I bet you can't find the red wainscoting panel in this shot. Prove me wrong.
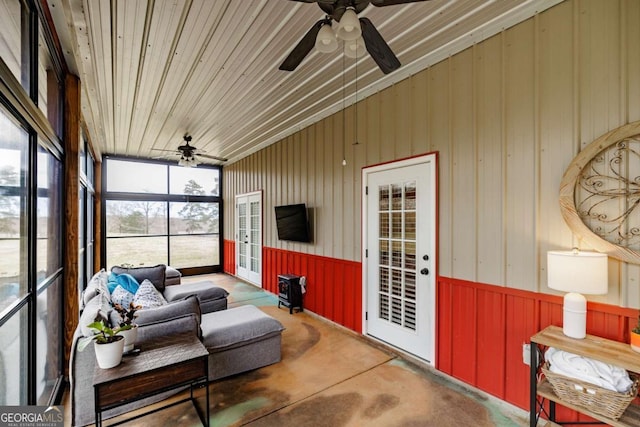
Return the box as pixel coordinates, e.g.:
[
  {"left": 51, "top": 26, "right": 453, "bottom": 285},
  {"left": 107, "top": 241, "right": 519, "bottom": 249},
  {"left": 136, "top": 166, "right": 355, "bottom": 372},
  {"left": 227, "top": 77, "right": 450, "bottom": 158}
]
[
  {"left": 223, "top": 239, "right": 236, "bottom": 275},
  {"left": 437, "top": 276, "right": 639, "bottom": 417},
  {"left": 262, "top": 247, "right": 362, "bottom": 332}
]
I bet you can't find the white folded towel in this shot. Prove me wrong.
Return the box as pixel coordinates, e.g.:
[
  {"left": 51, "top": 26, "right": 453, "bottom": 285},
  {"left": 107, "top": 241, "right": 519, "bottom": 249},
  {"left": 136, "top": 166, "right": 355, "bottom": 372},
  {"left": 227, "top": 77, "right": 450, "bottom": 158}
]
[{"left": 546, "top": 347, "right": 633, "bottom": 393}]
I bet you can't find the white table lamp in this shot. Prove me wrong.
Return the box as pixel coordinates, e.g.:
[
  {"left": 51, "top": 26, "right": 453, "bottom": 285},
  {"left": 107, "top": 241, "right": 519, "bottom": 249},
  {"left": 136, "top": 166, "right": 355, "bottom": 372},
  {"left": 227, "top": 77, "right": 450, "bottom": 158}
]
[{"left": 547, "top": 249, "right": 608, "bottom": 339}]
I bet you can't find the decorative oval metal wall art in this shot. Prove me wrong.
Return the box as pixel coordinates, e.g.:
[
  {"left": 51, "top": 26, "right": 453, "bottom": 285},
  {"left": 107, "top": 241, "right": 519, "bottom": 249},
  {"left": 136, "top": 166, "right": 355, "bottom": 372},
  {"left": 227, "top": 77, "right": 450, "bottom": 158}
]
[{"left": 559, "top": 120, "right": 640, "bottom": 265}]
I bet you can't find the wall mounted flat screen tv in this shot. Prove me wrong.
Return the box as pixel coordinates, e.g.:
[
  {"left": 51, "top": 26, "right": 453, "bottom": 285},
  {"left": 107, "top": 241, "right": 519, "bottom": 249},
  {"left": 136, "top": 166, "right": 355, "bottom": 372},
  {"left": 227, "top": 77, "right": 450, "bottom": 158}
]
[{"left": 275, "top": 204, "right": 311, "bottom": 243}]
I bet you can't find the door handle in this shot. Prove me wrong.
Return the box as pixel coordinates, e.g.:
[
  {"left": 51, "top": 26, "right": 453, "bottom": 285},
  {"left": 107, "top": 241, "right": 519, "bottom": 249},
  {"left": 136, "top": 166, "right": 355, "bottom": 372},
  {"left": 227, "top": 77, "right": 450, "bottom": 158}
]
[{"left": 420, "top": 268, "right": 429, "bottom": 275}]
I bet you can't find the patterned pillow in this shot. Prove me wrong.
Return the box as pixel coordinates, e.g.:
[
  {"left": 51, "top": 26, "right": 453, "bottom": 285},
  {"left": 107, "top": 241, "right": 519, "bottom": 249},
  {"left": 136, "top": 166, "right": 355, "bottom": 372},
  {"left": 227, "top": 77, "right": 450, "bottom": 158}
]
[
  {"left": 133, "top": 279, "right": 167, "bottom": 309},
  {"left": 111, "top": 285, "right": 135, "bottom": 308}
]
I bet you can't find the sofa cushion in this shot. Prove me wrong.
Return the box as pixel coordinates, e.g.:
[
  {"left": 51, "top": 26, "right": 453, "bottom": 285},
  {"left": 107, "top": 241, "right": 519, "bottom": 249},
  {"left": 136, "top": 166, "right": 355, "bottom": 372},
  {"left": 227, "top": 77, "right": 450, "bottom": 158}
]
[
  {"left": 111, "top": 264, "right": 167, "bottom": 292},
  {"left": 79, "top": 293, "right": 111, "bottom": 337},
  {"left": 163, "top": 280, "right": 228, "bottom": 303},
  {"left": 81, "top": 269, "right": 110, "bottom": 309},
  {"left": 201, "top": 305, "right": 284, "bottom": 352},
  {"left": 134, "top": 279, "right": 167, "bottom": 309},
  {"left": 135, "top": 294, "right": 201, "bottom": 327}
]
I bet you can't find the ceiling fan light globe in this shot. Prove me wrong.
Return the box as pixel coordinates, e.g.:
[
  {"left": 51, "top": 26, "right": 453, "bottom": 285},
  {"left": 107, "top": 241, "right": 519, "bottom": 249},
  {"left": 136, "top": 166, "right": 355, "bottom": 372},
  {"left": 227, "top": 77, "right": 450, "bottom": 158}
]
[
  {"left": 344, "top": 37, "right": 365, "bottom": 58},
  {"left": 315, "top": 23, "right": 338, "bottom": 53},
  {"left": 336, "top": 8, "right": 361, "bottom": 41}
]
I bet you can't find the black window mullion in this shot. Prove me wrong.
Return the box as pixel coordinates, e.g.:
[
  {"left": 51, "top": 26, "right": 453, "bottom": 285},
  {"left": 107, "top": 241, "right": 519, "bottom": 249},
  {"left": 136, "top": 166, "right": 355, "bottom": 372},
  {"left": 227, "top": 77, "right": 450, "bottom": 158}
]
[{"left": 27, "top": 127, "right": 37, "bottom": 405}]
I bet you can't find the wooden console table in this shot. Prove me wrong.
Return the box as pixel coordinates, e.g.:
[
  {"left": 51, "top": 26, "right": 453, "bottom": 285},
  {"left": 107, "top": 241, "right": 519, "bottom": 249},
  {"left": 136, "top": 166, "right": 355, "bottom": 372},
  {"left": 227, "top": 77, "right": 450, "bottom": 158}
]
[
  {"left": 93, "top": 332, "right": 209, "bottom": 426},
  {"left": 530, "top": 325, "right": 640, "bottom": 426}
]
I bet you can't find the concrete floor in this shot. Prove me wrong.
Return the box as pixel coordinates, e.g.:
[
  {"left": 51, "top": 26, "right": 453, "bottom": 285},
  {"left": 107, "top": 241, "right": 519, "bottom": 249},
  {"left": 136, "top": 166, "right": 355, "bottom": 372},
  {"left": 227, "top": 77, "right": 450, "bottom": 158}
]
[{"left": 69, "top": 273, "right": 531, "bottom": 426}]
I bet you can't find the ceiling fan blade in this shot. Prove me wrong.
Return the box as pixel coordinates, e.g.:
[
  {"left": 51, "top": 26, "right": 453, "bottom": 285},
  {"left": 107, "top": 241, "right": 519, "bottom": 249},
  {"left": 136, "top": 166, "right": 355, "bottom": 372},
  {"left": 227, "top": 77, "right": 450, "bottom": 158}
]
[
  {"left": 151, "top": 148, "right": 178, "bottom": 152},
  {"left": 359, "top": 17, "right": 400, "bottom": 74},
  {"left": 279, "top": 20, "right": 325, "bottom": 71},
  {"left": 196, "top": 153, "right": 228, "bottom": 162},
  {"left": 371, "top": 0, "right": 430, "bottom": 6}
]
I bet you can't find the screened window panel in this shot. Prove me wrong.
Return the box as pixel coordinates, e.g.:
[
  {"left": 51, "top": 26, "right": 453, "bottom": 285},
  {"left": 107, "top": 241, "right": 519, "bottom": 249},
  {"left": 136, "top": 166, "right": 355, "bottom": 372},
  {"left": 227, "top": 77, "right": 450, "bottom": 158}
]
[
  {"left": 35, "top": 277, "right": 62, "bottom": 405},
  {"left": 0, "top": 306, "right": 28, "bottom": 405},
  {"left": 169, "top": 166, "right": 220, "bottom": 196},
  {"left": 106, "top": 200, "right": 167, "bottom": 237},
  {"left": 169, "top": 202, "right": 218, "bottom": 235},
  {"left": 36, "top": 144, "right": 62, "bottom": 284},
  {"left": 106, "top": 236, "right": 168, "bottom": 269},
  {"left": 106, "top": 160, "right": 168, "bottom": 193},
  {"left": 0, "top": 107, "right": 29, "bottom": 308},
  {"left": 169, "top": 235, "right": 219, "bottom": 268}
]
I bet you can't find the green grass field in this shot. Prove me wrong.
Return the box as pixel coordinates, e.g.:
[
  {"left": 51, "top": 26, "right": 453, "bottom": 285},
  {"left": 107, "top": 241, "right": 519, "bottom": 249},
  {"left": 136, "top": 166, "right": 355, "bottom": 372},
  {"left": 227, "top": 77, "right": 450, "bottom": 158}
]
[
  {"left": 106, "top": 234, "right": 220, "bottom": 269},
  {"left": 0, "top": 234, "right": 220, "bottom": 282}
]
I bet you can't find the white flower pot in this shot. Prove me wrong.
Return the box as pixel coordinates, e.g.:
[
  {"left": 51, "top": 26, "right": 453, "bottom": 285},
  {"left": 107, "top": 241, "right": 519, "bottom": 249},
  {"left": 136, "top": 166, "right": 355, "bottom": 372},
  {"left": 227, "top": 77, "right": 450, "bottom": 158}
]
[
  {"left": 118, "top": 325, "right": 138, "bottom": 353},
  {"left": 94, "top": 337, "right": 125, "bottom": 369}
]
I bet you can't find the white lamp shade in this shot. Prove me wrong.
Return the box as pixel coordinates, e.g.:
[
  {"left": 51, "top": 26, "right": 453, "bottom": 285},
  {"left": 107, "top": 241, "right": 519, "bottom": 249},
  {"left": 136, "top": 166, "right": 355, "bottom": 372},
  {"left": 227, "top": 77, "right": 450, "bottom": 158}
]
[
  {"left": 315, "top": 23, "right": 337, "bottom": 53},
  {"left": 344, "top": 37, "right": 365, "bottom": 58},
  {"left": 547, "top": 250, "right": 608, "bottom": 295},
  {"left": 336, "top": 8, "right": 361, "bottom": 41}
]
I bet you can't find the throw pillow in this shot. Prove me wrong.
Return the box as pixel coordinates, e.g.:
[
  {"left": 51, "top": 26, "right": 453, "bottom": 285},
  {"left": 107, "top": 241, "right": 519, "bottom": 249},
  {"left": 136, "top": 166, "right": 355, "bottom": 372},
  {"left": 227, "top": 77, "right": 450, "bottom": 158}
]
[
  {"left": 133, "top": 279, "right": 167, "bottom": 309},
  {"left": 111, "top": 285, "right": 135, "bottom": 309},
  {"left": 79, "top": 293, "right": 111, "bottom": 337},
  {"left": 111, "top": 264, "right": 167, "bottom": 292},
  {"left": 107, "top": 273, "right": 140, "bottom": 295}
]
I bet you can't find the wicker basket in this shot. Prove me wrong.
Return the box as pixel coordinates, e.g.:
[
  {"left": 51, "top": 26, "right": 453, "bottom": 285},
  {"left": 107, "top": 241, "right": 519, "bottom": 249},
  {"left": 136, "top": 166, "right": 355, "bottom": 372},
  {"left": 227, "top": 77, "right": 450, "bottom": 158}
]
[{"left": 542, "top": 362, "right": 639, "bottom": 420}]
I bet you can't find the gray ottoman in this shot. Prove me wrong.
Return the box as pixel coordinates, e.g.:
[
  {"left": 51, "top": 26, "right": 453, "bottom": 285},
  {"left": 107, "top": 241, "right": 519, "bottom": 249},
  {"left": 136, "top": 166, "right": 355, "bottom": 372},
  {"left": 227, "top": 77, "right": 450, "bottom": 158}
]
[
  {"left": 162, "top": 280, "right": 228, "bottom": 313},
  {"left": 201, "top": 305, "right": 284, "bottom": 381}
]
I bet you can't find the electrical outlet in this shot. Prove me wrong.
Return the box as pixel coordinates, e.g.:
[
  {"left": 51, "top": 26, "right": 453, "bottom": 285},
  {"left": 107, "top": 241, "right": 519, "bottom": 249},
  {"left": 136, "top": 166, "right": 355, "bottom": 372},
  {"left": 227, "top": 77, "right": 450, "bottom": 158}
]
[{"left": 522, "top": 343, "right": 530, "bottom": 365}]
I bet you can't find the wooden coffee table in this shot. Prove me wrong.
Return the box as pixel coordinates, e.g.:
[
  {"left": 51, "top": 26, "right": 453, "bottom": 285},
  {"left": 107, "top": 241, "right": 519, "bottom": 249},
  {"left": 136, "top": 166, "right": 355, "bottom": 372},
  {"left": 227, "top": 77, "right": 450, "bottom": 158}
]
[{"left": 93, "top": 332, "right": 209, "bottom": 426}]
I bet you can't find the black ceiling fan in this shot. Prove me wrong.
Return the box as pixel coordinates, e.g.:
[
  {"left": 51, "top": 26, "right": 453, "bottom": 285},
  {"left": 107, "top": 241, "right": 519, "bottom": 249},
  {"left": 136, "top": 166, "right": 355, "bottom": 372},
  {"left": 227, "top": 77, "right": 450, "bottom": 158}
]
[
  {"left": 280, "top": 0, "right": 430, "bottom": 74},
  {"left": 152, "top": 135, "right": 228, "bottom": 165}
]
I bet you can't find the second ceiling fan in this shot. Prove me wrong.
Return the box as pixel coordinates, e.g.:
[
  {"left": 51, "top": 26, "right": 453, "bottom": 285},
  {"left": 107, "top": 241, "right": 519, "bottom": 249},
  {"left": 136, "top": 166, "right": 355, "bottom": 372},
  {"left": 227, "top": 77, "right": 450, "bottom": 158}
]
[{"left": 280, "top": 0, "right": 430, "bottom": 74}]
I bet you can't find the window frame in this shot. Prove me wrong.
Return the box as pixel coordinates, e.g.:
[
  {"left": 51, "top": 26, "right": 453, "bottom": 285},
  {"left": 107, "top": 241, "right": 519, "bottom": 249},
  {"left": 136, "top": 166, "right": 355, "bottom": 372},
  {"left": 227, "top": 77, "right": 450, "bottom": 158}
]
[
  {"left": 0, "top": 0, "right": 66, "bottom": 407},
  {"left": 102, "top": 156, "right": 223, "bottom": 276}
]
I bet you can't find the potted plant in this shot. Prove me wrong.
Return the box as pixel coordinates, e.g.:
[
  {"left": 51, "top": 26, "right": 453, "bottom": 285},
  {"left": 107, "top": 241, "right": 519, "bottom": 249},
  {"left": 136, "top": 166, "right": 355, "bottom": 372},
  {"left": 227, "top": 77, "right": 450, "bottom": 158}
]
[
  {"left": 78, "top": 321, "right": 126, "bottom": 369},
  {"left": 631, "top": 313, "right": 640, "bottom": 353},
  {"left": 114, "top": 302, "right": 141, "bottom": 353}
]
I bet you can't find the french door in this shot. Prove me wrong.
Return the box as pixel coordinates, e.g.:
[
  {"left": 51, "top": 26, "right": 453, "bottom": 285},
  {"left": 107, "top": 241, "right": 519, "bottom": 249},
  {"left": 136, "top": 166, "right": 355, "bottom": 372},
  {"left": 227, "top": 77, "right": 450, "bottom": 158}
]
[
  {"left": 235, "top": 191, "right": 262, "bottom": 286},
  {"left": 362, "top": 154, "right": 437, "bottom": 363}
]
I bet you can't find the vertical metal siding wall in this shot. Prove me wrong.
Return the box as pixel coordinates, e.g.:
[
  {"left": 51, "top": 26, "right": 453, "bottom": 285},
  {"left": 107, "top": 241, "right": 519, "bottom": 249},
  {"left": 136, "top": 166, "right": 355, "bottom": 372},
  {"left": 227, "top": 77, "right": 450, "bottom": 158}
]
[{"left": 225, "top": 0, "right": 640, "bottom": 306}]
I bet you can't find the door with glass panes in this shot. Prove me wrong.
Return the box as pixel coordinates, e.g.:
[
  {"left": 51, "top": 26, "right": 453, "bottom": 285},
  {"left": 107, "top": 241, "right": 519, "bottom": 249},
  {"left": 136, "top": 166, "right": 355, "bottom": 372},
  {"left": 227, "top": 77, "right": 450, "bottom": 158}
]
[
  {"left": 236, "top": 192, "right": 262, "bottom": 286},
  {"left": 363, "top": 154, "right": 436, "bottom": 363}
]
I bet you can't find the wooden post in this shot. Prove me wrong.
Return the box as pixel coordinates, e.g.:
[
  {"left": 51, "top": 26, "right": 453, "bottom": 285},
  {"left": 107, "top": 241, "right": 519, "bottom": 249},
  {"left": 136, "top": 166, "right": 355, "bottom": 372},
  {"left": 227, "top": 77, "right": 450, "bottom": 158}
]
[{"left": 63, "top": 73, "right": 80, "bottom": 376}]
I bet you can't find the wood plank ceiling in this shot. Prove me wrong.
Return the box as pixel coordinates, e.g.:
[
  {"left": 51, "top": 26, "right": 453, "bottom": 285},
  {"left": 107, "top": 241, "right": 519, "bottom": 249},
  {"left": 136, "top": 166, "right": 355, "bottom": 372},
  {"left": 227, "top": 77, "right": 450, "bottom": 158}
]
[{"left": 48, "top": 0, "right": 562, "bottom": 165}]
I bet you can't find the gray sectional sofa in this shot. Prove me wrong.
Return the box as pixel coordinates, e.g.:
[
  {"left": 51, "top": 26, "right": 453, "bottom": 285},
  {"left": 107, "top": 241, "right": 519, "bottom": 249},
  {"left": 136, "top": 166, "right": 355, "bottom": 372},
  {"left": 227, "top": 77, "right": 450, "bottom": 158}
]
[{"left": 70, "top": 266, "right": 284, "bottom": 426}]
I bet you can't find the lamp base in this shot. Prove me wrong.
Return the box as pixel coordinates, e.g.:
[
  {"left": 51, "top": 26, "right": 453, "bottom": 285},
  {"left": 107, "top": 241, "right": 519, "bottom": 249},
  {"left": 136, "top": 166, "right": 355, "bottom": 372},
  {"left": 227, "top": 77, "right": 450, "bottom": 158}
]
[{"left": 562, "top": 292, "right": 587, "bottom": 339}]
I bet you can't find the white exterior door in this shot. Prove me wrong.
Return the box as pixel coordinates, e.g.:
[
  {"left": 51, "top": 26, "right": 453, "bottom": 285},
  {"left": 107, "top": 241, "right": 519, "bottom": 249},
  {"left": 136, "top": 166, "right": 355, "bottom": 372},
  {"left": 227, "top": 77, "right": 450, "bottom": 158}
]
[
  {"left": 236, "top": 191, "right": 262, "bottom": 286},
  {"left": 363, "top": 154, "right": 436, "bottom": 363}
]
